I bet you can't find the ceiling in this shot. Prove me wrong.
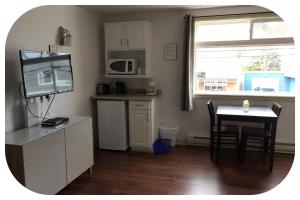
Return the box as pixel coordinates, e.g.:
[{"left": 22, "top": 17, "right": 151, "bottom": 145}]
[{"left": 79, "top": 5, "right": 225, "bottom": 16}]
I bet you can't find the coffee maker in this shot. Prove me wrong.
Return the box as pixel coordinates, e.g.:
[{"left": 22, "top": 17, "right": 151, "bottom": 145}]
[
  {"left": 115, "top": 81, "right": 126, "bottom": 94},
  {"left": 145, "top": 80, "right": 156, "bottom": 95},
  {"left": 96, "top": 83, "right": 110, "bottom": 95}
]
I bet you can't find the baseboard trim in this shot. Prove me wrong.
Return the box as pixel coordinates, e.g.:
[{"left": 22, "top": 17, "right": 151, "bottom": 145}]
[
  {"left": 177, "top": 136, "right": 295, "bottom": 154},
  {"left": 274, "top": 142, "right": 295, "bottom": 154}
]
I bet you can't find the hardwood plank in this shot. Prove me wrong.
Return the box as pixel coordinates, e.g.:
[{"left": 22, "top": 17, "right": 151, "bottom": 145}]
[
  {"left": 58, "top": 145, "right": 294, "bottom": 195},
  {"left": 5, "top": 144, "right": 25, "bottom": 185}
]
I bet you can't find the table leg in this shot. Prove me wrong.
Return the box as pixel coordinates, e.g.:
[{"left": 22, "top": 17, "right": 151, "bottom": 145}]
[{"left": 269, "top": 120, "right": 277, "bottom": 172}]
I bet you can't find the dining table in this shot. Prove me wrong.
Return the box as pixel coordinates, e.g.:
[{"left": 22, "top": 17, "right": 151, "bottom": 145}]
[{"left": 216, "top": 105, "right": 278, "bottom": 171}]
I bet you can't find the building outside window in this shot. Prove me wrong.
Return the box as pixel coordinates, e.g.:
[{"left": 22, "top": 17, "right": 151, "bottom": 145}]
[
  {"left": 193, "top": 13, "right": 295, "bottom": 96},
  {"left": 37, "top": 70, "right": 53, "bottom": 85}
]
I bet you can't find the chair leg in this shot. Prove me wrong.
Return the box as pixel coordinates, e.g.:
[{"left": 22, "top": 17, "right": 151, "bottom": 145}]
[
  {"left": 236, "top": 132, "right": 240, "bottom": 160},
  {"left": 216, "top": 133, "right": 221, "bottom": 164},
  {"left": 210, "top": 133, "right": 214, "bottom": 161},
  {"left": 264, "top": 136, "right": 269, "bottom": 153},
  {"left": 236, "top": 133, "right": 240, "bottom": 148},
  {"left": 239, "top": 133, "right": 247, "bottom": 162}
]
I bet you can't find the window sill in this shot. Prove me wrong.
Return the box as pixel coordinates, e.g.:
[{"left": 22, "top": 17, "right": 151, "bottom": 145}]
[{"left": 193, "top": 92, "right": 295, "bottom": 102}]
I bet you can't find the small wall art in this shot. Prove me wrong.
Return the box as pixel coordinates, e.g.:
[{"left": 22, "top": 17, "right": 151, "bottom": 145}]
[{"left": 164, "top": 43, "right": 177, "bottom": 60}]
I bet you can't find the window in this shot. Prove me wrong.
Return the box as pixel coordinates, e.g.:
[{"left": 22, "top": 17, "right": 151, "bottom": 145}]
[
  {"left": 37, "top": 70, "right": 53, "bottom": 85},
  {"left": 252, "top": 20, "right": 292, "bottom": 39},
  {"left": 193, "top": 14, "right": 295, "bottom": 96},
  {"left": 54, "top": 70, "right": 72, "bottom": 87}
]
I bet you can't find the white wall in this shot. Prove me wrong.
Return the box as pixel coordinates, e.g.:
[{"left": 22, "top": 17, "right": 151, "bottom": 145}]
[
  {"left": 103, "top": 6, "right": 295, "bottom": 148},
  {"left": 5, "top": 5, "right": 104, "bottom": 139},
  {"left": 5, "top": 5, "right": 295, "bottom": 150}
]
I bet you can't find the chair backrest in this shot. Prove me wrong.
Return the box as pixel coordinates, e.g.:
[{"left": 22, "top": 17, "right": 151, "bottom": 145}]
[
  {"left": 264, "top": 102, "right": 282, "bottom": 132},
  {"left": 272, "top": 102, "right": 282, "bottom": 117},
  {"left": 207, "top": 99, "right": 215, "bottom": 131}
]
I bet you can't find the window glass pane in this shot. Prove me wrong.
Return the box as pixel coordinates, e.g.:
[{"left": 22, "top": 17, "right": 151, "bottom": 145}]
[
  {"left": 195, "top": 20, "right": 250, "bottom": 42},
  {"left": 252, "top": 21, "right": 292, "bottom": 39},
  {"left": 194, "top": 46, "right": 295, "bottom": 95}
]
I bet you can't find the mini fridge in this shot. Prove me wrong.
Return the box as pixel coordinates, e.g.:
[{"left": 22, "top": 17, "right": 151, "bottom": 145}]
[{"left": 97, "top": 100, "right": 128, "bottom": 150}]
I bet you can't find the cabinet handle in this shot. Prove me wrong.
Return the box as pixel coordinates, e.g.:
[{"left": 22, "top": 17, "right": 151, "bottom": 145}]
[
  {"left": 127, "top": 38, "right": 129, "bottom": 47},
  {"left": 120, "top": 39, "right": 123, "bottom": 47},
  {"left": 135, "top": 104, "right": 144, "bottom": 106}
]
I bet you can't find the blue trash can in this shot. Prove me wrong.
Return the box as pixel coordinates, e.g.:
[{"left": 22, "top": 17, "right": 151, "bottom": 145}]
[{"left": 153, "top": 138, "right": 171, "bottom": 155}]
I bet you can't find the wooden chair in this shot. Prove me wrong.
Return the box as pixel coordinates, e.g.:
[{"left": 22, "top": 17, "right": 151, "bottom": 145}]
[
  {"left": 207, "top": 100, "right": 240, "bottom": 162},
  {"left": 239, "top": 102, "right": 282, "bottom": 162}
]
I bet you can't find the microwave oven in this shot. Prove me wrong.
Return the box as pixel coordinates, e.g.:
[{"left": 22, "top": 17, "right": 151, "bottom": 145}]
[{"left": 107, "top": 59, "right": 137, "bottom": 75}]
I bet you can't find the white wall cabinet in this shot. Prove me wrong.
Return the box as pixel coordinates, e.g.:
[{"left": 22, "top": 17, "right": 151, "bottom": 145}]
[
  {"left": 129, "top": 101, "right": 156, "bottom": 152},
  {"left": 127, "top": 21, "right": 147, "bottom": 49},
  {"left": 105, "top": 23, "right": 126, "bottom": 49},
  {"left": 104, "top": 21, "right": 151, "bottom": 78},
  {"left": 105, "top": 21, "right": 148, "bottom": 49},
  {"left": 5, "top": 116, "right": 94, "bottom": 194}
]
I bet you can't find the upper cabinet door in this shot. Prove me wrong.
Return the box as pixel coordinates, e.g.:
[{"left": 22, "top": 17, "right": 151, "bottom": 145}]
[
  {"left": 105, "top": 23, "right": 125, "bottom": 49},
  {"left": 126, "top": 21, "right": 147, "bottom": 49}
]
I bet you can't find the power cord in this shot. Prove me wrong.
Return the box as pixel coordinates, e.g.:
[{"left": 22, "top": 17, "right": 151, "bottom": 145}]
[
  {"left": 41, "top": 93, "right": 55, "bottom": 122},
  {"left": 18, "top": 82, "right": 54, "bottom": 121}
]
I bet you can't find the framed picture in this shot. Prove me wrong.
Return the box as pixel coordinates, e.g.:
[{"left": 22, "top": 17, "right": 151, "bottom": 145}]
[{"left": 164, "top": 43, "right": 177, "bottom": 60}]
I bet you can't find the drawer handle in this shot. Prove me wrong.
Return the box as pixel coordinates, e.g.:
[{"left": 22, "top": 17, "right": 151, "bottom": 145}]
[{"left": 135, "top": 104, "right": 144, "bottom": 106}]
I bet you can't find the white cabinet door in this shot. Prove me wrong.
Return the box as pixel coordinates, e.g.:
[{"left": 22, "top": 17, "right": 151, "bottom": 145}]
[
  {"left": 64, "top": 119, "right": 94, "bottom": 183},
  {"left": 105, "top": 21, "right": 147, "bottom": 49},
  {"left": 127, "top": 21, "right": 146, "bottom": 49},
  {"left": 97, "top": 100, "right": 128, "bottom": 150},
  {"left": 23, "top": 130, "right": 67, "bottom": 195},
  {"left": 105, "top": 23, "right": 125, "bottom": 49},
  {"left": 129, "top": 110, "right": 150, "bottom": 148}
]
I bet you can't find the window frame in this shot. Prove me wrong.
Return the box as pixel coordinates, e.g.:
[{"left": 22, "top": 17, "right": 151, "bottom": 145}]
[
  {"left": 250, "top": 18, "right": 292, "bottom": 40},
  {"left": 193, "top": 13, "right": 295, "bottom": 98}
]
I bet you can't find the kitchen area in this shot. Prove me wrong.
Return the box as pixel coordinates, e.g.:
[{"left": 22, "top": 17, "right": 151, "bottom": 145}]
[
  {"left": 91, "top": 20, "right": 162, "bottom": 153},
  {"left": 91, "top": 83, "right": 161, "bottom": 153}
]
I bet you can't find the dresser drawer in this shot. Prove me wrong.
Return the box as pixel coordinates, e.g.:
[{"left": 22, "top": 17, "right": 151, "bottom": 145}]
[{"left": 129, "top": 101, "right": 151, "bottom": 110}]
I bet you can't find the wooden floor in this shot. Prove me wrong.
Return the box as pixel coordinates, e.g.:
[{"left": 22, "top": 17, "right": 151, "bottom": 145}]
[{"left": 58, "top": 145, "right": 294, "bottom": 195}]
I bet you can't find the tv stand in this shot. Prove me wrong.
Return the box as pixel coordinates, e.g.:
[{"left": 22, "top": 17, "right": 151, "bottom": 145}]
[
  {"left": 5, "top": 116, "right": 94, "bottom": 194},
  {"left": 41, "top": 117, "right": 69, "bottom": 127}
]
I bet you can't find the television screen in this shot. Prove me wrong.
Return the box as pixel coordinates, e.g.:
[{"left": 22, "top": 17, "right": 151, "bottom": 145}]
[{"left": 19, "top": 50, "right": 74, "bottom": 98}]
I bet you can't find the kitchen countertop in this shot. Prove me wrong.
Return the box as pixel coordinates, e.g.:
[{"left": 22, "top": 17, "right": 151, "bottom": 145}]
[{"left": 91, "top": 89, "right": 161, "bottom": 101}]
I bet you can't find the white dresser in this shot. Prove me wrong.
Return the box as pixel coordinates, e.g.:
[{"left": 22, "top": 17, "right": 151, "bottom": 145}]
[{"left": 5, "top": 116, "right": 94, "bottom": 194}]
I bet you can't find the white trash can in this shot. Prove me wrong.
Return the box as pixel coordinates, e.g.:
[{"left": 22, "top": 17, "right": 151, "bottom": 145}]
[{"left": 159, "top": 125, "right": 179, "bottom": 147}]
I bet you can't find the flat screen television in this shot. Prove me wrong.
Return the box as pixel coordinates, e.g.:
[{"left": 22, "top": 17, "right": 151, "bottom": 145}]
[{"left": 19, "top": 50, "right": 74, "bottom": 98}]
